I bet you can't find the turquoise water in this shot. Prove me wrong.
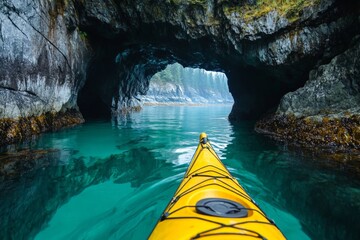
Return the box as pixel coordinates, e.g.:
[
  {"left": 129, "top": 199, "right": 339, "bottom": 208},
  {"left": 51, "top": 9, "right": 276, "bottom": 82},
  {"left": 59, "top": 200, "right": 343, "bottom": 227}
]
[{"left": 0, "top": 105, "right": 359, "bottom": 239}]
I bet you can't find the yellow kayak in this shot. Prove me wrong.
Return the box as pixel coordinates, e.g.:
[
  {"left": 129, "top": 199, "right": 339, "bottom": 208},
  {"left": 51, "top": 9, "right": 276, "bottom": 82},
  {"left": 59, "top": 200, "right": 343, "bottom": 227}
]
[{"left": 149, "top": 133, "right": 286, "bottom": 240}]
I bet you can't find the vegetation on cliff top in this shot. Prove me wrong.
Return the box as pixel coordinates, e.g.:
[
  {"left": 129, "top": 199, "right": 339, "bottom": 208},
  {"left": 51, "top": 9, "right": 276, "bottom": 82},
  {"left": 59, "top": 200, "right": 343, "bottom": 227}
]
[{"left": 224, "top": 0, "right": 320, "bottom": 22}]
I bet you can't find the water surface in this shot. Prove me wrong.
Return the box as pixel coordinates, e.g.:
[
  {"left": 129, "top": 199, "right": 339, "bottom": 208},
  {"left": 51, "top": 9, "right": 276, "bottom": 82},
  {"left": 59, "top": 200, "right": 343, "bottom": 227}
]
[{"left": 0, "top": 105, "right": 359, "bottom": 239}]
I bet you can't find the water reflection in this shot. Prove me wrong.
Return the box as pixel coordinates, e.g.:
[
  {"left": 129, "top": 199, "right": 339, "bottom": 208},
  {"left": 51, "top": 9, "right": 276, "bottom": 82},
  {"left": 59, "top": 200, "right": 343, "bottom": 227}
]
[
  {"left": 4, "top": 106, "right": 354, "bottom": 239},
  {"left": 225, "top": 121, "right": 360, "bottom": 240},
  {"left": 0, "top": 105, "right": 235, "bottom": 240},
  {"left": 0, "top": 146, "right": 170, "bottom": 240}
]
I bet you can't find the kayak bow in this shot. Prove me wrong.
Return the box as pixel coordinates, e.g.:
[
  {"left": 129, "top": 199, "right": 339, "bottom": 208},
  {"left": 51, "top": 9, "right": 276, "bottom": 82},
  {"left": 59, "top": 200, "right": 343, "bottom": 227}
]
[{"left": 149, "top": 133, "right": 286, "bottom": 240}]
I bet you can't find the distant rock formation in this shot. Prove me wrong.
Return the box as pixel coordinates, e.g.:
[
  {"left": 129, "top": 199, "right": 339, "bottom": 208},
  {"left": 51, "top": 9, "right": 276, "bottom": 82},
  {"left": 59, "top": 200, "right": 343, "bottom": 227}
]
[{"left": 139, "top": 64, "right": 233, "bottom": 104}]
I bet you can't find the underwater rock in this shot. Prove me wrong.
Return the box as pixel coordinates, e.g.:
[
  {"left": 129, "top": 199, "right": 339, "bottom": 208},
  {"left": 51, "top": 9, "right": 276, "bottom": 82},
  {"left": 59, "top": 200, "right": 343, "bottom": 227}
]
[{"left": 0, "top": 148, "right": 60, "bottom": 180}]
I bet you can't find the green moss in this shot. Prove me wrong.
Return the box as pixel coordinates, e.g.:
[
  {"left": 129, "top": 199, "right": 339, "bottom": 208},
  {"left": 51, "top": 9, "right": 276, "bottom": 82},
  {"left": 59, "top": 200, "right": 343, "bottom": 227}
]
[
  {"left": 189, "top": 0, "right": 207, "bottom": 5},
  {"left": 223, "top": 0, "right": 320, "bottom": 23},
  {"left": 77, "top": 28, "right": 88, "bottom": 41}
]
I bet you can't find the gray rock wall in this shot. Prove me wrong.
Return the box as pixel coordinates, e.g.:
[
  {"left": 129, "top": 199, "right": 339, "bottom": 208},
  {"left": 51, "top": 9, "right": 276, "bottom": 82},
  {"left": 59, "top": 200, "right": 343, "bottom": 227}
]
[
  {"left": 0, "top": 0, "right": 359, "bottom": 147},
  {"left": 255, "top": 38, "right": 360, "bottom": 150},
  {"left": 0, "top": 0, "right": 89, "bottom": 119},
  {"left": 277, "top": 38, "right": 360, "bottom": 118}
]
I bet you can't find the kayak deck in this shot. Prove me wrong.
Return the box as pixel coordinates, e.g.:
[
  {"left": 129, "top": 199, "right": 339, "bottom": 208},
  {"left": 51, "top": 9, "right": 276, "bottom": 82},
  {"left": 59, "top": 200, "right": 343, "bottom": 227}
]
[{"left": 149, "top": 133, "right": 285, "bottom": 239}]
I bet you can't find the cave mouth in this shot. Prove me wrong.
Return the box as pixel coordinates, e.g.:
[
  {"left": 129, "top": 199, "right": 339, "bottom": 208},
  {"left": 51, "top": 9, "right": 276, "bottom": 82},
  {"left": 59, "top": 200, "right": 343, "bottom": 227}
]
[
  {"left": 77, "top": 58, "right": 234, "bottom": 121},
  {"left": 78, "top": 84, "right": 112, "bottom": 120},
  {"left": 139, "top": 63, "right": 234, "bottom": 106},
  {"left": 77, "top": 53, "right": 117, "bottom": 121},
  {"left": 76, "top": 35, "right": 302, "bottom": 122}
]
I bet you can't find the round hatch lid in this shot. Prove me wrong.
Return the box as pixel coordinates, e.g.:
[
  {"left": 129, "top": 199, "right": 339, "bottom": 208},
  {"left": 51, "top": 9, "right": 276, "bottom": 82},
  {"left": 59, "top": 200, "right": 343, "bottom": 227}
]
[{"left": 196, "top": 198, "right": 248, "bottom": 218}]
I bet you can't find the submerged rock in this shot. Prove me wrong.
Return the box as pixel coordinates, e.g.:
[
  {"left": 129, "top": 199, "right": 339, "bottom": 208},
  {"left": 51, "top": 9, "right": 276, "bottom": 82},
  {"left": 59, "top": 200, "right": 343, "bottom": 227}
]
[
  {"left": 0, "top": 148, "right": 60, "bottom": 180},
  {"left": 0, "top": 145, "right": 169, "bottom": 239}
]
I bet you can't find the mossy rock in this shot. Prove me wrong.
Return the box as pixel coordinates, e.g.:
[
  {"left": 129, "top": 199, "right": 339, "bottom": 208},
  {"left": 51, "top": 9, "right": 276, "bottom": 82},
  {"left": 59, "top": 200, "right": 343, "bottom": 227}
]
[
  {"left": 0, "top": 110, "right": 84, "bottom": 147},
  {"left": 223, "top": 0, "right": 320, "bottom": 22},
  {"left": 256, "top": 114, "right": 360, "bottom": 151}
]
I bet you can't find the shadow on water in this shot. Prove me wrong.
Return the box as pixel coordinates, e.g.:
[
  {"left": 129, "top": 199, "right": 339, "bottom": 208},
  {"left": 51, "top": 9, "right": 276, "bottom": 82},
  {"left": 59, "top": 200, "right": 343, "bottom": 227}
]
[
  {"left": 225, "top": 121, "right": 360, "bottom": 240},
  {"left": 0, "top": 145, "right": 174, "bottom": 240}
]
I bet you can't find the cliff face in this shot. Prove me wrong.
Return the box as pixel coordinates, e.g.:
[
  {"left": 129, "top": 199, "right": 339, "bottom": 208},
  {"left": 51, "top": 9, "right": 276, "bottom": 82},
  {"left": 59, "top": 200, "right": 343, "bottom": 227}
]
[
  {"left": 256, "top": 38, "right": 360, "bottom": 150},
  {"left": 0, "top": 0, "right": 359, "bottom": 147},
  {"left": 74, "top": 0, "right": 359, "bottom": 117},
  {"left": 0, "top": 0, "right": 90, "bottom": 145},
  {"left": 0, "top": 0, "right": 90, "bottom": 116},
  {"left": 277, "top": 38, "right": 360, "bottom": 118}
]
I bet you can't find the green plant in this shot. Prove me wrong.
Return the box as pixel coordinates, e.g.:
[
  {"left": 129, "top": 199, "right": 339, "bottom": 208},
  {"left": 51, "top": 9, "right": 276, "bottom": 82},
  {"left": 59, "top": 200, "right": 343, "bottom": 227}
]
[{"left": 224, "top": 0, "right": 320, "bottom": 23}]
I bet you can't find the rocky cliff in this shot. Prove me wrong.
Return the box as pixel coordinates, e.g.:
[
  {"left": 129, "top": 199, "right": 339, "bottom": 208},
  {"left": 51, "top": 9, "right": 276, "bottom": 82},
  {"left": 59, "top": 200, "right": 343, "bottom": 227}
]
[
  {"left": 0, "top": 0, "right": 359, "bottom": 148},
  {"left": 0, "top": 0, "right": 90, "bottom": 145},
  {"left": 256, "top": 37, "right": 360, "bottom": 150}
]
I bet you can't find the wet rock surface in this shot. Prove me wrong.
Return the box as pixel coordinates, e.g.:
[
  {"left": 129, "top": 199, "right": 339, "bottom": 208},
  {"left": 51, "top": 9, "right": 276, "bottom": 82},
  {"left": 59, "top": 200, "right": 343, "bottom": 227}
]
[
  {"left": 256, "top": 114, "right": 360, "bottom": 151},
  {"left": 0, "top": 109, "right": 84, "bottom": 146},
  {"left": 277, "top": 38, "right": 360, "bottom": 117},
  {"left": 0, "top": 0, "right": 89, "bottom": 145},
  {"left": 256, "top": 38, "right": 360, "bottom": 151},
  {"left": 0, "top": 0, "right": 359, "bottom": 148}
]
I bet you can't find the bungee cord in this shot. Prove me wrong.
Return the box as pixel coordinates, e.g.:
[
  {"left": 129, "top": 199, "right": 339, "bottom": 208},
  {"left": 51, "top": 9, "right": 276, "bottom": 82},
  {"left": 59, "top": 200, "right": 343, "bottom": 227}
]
[{"left": 158, "top": 140, "right": 281, "bottom": 239}]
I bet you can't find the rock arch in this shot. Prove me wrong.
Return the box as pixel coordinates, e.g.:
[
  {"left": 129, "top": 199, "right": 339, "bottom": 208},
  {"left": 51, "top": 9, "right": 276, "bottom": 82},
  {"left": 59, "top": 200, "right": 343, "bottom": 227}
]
[{"left": 0, "top": 0, "right": 359, "bottom": 146}]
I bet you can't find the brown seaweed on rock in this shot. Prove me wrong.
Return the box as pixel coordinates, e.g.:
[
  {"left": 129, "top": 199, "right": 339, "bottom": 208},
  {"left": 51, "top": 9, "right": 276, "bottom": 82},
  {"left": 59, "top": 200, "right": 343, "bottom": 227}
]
[
  {"left": 255, "top": 113, "right": 360, "bottom": 152},
  {"left": 0, "top": 110, "right": 84, "bottom": 147}
]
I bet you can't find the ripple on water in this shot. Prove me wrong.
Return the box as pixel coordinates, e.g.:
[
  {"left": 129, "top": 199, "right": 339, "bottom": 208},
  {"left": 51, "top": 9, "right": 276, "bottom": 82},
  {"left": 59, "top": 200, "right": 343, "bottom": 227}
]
[{"left": 1, "top": 105, "right": 359, "bottom": 240}]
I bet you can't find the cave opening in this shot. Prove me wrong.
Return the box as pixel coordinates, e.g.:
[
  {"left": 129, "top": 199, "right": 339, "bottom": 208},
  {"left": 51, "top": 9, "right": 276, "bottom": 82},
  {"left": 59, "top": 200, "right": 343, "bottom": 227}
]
[
  {"left": 76, "top": 23, "right": 308, "bottom": 122},
  {"left": 77, "top": 51, "right": 117, "bottom": 120},
  {"left": 76, "top": 40, "right": 304, "bottom": 121},
  {"left": 139, "top": 63, "right": 234, "bottom": 105}
]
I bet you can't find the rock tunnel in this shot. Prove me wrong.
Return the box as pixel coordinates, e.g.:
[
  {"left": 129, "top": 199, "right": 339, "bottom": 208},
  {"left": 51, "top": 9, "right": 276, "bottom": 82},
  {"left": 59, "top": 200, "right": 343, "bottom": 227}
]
[
  {"left": 0, "top": 0, "right": 359, "bottom": 147},
  {"left": 77, "top": 35, "right": 303, "bottom": 120},
  {"left": 74, "top": 0, "right": 358, "bottom": 121},
  {"left": 76, "top": 24, "right": 302, "bottom": 120}
]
